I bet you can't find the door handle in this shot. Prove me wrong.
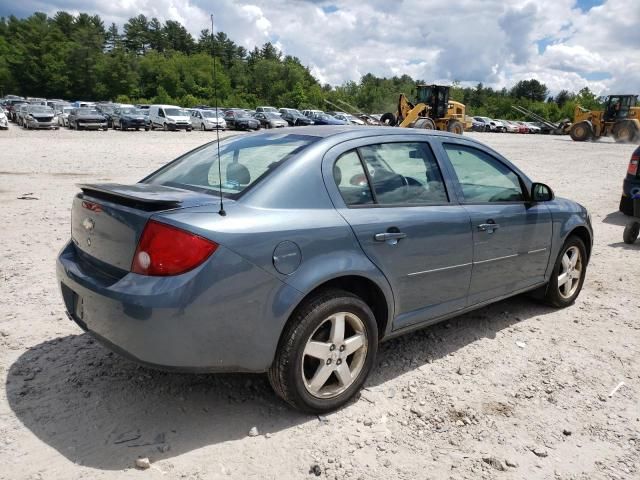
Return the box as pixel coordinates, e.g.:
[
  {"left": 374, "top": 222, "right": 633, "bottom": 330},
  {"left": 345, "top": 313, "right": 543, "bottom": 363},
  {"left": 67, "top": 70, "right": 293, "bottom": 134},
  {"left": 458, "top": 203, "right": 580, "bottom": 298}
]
[
  {"left": 478, "top": 222, "right": 500, "bottom": 232},
  {"left": 374, "top": 232, "right": 407, "bottom": 242}
]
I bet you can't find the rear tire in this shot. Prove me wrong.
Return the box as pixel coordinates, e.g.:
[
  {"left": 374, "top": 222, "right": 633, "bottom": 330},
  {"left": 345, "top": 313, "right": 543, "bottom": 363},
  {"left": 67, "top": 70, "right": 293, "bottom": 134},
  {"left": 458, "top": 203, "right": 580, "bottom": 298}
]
[
  {"left": 543, "top": 236, "right": 587, "bottom": 308},
  {"left": 380, "top": 112, "right": 396, "bottom": 126},
  {"left": 570, "top": 121, "right": 593, "bottom": 142},
  {"left": 447, "top": 120, "right": 464, "bottom": 135},
  {"left": 268, "top": 289, "right": 378, "bottom": 413},
  {"left": 623, "top": 222, "right": 640, "bottom": 244},
  {"left": 614, "top": 122, "right": 639, "bottom": 143}
]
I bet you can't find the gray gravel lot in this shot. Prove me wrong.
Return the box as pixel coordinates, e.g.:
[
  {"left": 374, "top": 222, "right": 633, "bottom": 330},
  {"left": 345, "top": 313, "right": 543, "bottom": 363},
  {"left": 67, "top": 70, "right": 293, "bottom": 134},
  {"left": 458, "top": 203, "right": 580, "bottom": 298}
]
[{"left": 0, "top": 127, "right": 639, "bottom": 480}]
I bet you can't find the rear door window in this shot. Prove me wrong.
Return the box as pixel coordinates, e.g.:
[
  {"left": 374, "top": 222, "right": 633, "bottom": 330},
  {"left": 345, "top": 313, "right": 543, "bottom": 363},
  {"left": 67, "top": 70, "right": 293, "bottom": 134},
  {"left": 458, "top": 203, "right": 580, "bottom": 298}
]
[{"left": 358, "top": 142, "right": 448, "bottom": 205}]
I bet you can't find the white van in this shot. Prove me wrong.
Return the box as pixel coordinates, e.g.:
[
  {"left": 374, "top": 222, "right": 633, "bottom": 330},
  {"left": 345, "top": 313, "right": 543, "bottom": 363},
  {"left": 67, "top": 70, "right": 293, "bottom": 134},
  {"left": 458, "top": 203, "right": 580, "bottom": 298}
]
[{"left": 149, "top": 104, "right": 192, "bottom": 131}]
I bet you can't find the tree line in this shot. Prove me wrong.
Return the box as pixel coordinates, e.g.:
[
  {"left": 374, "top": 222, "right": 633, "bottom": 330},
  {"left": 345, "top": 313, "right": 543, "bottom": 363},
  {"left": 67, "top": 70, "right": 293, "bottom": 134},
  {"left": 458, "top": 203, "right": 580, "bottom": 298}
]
[{"left": 0, "top": 11, "right": 602, "bottom": 121}]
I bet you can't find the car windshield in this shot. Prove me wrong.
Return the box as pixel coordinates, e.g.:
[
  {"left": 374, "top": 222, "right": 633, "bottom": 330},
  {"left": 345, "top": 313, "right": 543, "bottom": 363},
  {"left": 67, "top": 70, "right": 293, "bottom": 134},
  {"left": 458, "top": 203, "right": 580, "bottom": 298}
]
[
  {"left": 262, "top": 113, "right": 280, "bottom": 119},
  {"left": 145, "top": 133, "right": 319, "bottom": 198},
  {"left": 78, "top": 108, "right": 99, "bottom": 115},
  {"left": 120, "top": 108, "right": 141, "bottom": 115},
  {"left": 62, "top": 107, "right": 73, "bottom": 114},
  {"left": 315, "top": 114, "right": 331, "bottom": 120},
  {"left": 202, "top": 110, "right": 221, "bottom": 118},
  {"left": 236, "top": 112, "right": 253, "bottom": 119},
  {"left": 29, "top": 106, "right": 52, "bottom": 113},
  {"left": 165, "top": 108, "right": 187, "bottom": 116}
]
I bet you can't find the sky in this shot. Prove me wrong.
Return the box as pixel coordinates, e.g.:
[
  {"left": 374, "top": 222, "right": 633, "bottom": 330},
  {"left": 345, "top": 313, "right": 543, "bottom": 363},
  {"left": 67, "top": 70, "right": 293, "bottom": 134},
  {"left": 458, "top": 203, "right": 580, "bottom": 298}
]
[{"left": 1, "top": 0, "right": 639, "bottom": 95}]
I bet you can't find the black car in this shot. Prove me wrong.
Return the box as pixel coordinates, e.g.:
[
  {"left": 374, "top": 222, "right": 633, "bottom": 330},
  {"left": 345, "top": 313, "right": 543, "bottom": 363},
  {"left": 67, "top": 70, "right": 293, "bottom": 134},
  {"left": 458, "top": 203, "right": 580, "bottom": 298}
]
[
  {"left": 279, "top": 108, "right": 313, "bottom": 126},
  {"left": 620, "top": 145, "right": 640, "bottom": 215},
  {"left": 67, "top": 108, "right": 108, "bottom": 130},
  {"left": 223, "top": 110, "right": 260, "bottom": 131},
  {"left": 96, "top": 104, "right": 118, "bottom": 128},
  {"left": 113, "top": 107, "right": 150, "bottom": 131}
]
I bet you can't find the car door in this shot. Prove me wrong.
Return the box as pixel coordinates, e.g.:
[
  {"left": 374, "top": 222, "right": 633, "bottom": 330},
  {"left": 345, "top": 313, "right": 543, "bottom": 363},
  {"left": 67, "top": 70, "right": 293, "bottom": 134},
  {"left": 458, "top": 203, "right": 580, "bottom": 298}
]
[
  {"left": 439, "top": 142, "right": 552, "bottom": 305},
  {"left": 324, "top": 138, "right": 473, "bottom": 330}
]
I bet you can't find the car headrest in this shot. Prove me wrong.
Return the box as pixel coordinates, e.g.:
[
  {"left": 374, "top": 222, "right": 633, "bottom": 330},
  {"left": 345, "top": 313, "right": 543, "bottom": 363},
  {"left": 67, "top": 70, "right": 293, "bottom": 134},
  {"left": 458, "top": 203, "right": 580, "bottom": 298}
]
[
  {"left": 333, "top": 164, "right": 342, "bottom": 185},
  {"left": 226, "top": 162, "right": 251, "bottom": 185}
]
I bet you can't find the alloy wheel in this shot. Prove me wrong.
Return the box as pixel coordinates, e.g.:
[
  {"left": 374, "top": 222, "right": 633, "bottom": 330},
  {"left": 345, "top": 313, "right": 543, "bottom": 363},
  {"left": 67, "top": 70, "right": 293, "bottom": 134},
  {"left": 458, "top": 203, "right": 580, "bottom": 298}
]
[
  {"left": 301, "top": 312, "right": 368, "bottom": 399},
  {"left": 557, "top": 246, "right": 582, "bottom": 299}
]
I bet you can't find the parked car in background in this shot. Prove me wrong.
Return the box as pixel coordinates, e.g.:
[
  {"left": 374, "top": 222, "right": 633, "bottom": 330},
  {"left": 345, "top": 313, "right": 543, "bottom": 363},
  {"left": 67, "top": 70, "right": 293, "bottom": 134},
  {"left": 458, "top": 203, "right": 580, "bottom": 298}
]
[
  {"left": 96, "top": 103, "right": 123, "bottom": 128},
  {"left": 620, "top": 145, "right": 640, "bottom": 215},
  {"left": 279, "top": 108, "right": 313, "bottom": 126},
  {"left": 16, "top": 104, "right": 31, "bottom": 126},
  {"left": 23, "top": 105, "right": 59, "bottom": 129},
  {"left": 525, "top": 122, "right": 542, "bottom": 134},
  {"left": 256, "top": 106, "right": 280, "bottom": 115},
  {"left": 491, "top": 119, "right": 507, "bottom": 132},
  {"left": 332, "top": 112, "right": 366, "bottom": 125},
  {"left": 310, "top": 112, "right": 348, "bottom": 125},
  {"left": 0, "top": 109, "right": 8, "bottom": 130},
  {"left": 254, "top": 112, "right": 288, "bottom": 129},
  {"left": 191, "top": 109, "right": 227, "bottom": 131},
  {"left": 113, "top": 107, "right": 150, "bottom": 131},
  {"left": 472, "top": 116, "right": 492, "bottom": 132},
  {"left": 513, "top": 121, "right": 530, "bottom": 133},
  {"left": 224, "top": 109, "right": 261, "bottom": 130},
  {"left": 302, "top": 109, "right": 324, "bottom": 119},
  {"left": 497, "top": 120, "right": 519, "bottom": 133},
  {"left": 56, "top": 127, "right": 592, "bottom": 413},
  {"left": 149, "top": 105, "right": 192, "bottom": 131},
  {"left": 6, "top": 100, "right": 28, "bottom": 122},
  {"left": 56, "top": 105, "right": 74, "bottom": 127},
  {"left": 67, "top": 107, "right": 108, "bottom": 130}
]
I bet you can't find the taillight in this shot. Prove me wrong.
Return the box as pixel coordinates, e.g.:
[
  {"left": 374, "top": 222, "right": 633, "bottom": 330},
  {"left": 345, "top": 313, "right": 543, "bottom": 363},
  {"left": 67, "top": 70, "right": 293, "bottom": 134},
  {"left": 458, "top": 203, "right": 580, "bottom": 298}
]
[
  {"left": 131, "top": 220, "right": 218, "bottom": 276},
  {"left": 628, "top": 153, "right": 639, "bottom": 176}
]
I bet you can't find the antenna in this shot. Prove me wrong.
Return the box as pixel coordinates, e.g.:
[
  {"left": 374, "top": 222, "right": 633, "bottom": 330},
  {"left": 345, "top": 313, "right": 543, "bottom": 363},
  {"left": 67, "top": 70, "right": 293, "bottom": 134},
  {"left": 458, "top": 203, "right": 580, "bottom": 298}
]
[{"left": 211, "top": 14, "right": 226, "bottom": 216}]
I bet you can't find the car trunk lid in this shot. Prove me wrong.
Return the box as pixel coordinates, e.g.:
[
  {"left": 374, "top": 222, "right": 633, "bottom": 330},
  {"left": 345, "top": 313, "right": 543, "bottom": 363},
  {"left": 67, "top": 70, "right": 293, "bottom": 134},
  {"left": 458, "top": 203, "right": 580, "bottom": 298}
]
[{"left": 71, "top": 183, "right": 219, "bottom": 271}]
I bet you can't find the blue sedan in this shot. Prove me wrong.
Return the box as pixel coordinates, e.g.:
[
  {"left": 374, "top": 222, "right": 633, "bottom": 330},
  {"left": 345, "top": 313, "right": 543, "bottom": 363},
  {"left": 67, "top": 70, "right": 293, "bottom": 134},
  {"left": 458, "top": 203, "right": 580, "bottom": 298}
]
[{"left": 57, "top": 127, "right": 592, "bottom": 412}]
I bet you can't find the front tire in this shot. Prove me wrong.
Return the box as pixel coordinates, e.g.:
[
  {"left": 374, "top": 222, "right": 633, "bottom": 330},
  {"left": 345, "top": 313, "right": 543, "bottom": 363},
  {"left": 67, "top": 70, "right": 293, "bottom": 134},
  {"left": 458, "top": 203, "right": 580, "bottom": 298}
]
[
  {"left": 543, "top": 236, "right": 587, "bottom": 307},
  {"left": 570, "top": 121, "right": 593, "bottom": 142},
  {"left": 268, "top": 289, "right": 378, "bottom": 413},
  {"left": 623, "top": 222, "right": 640, "bottom": 244}
]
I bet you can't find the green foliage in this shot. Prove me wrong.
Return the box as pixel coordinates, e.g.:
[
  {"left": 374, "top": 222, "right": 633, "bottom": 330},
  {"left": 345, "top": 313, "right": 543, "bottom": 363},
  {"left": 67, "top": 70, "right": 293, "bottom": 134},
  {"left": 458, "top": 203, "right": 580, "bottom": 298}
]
[{"left": 0, "top": 10, "right": 603, "bottom": 123}]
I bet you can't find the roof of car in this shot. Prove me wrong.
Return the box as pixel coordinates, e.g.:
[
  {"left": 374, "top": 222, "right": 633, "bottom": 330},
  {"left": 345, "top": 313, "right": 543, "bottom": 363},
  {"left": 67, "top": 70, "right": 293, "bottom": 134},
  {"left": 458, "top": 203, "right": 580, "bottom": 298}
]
[{"left": 284, "top": 125, "right": 482, "bottom": 143}]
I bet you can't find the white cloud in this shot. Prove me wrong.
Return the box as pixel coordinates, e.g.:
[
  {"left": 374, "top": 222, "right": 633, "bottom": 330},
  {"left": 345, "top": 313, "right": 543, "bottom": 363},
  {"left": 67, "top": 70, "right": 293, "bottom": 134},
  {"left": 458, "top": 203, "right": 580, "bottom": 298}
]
[{"left": 2, "top": 0, "right": 639, "bottom": 94}]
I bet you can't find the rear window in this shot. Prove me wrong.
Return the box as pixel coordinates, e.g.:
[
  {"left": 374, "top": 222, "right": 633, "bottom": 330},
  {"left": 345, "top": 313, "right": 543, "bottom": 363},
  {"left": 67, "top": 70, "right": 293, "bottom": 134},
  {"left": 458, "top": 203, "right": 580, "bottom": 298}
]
[{"left": 144, "top": 133, "right": 319, "bottom": 198}]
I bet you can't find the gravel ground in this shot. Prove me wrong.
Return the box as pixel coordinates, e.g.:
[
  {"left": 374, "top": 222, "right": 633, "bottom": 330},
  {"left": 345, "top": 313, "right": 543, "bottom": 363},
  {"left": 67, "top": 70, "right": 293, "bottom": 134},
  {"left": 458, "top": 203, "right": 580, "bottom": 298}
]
[{"left": 0, "top": 127, "right": 639, "bottom": 480}]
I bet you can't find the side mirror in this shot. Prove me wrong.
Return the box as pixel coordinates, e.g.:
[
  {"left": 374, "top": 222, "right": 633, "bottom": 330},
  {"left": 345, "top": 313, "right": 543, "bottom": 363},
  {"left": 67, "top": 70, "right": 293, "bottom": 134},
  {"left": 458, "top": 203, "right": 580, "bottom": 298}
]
[{"left": 531, "top": 182, "right": 554, "bottom": 202}]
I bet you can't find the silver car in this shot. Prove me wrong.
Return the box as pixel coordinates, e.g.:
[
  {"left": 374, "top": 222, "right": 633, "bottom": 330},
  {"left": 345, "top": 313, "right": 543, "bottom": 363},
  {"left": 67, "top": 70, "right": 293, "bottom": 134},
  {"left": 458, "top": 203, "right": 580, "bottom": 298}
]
[
  {"left": 23, "top": 105, "right": 59, "bottom": 130},
  {"left": 57, "top": 127, "right": 592, "bottom": 412}
]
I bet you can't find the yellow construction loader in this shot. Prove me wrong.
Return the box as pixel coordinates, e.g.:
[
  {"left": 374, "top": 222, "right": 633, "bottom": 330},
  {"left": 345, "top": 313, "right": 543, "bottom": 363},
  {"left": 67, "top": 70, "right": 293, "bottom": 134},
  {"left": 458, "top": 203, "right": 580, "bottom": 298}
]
[
  {"left": 570, "top": 94, "right": 640, "bottom": 143},
  {"left": 381, "top": 84, "right": 468, "bottom": 134}
]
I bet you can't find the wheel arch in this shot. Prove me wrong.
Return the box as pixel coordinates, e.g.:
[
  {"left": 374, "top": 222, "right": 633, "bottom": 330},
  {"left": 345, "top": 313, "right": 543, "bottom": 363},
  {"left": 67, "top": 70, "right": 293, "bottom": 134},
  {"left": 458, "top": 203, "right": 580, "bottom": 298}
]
[
  {"left": 566, "top": 225, "right": 592, "bottom": 262},
  {"left": 283, "top": 275, "right": 392, "bottom": 344}
]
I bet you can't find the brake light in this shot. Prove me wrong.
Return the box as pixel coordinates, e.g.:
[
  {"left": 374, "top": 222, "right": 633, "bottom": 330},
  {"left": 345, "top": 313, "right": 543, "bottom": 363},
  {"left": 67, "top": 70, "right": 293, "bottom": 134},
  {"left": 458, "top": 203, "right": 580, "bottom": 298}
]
[
  {"left": 628, "top": 154, "right": 639, "bottom": 176},
  {"left": 131, "top": 220, "right": 218, "bottom": 276}
]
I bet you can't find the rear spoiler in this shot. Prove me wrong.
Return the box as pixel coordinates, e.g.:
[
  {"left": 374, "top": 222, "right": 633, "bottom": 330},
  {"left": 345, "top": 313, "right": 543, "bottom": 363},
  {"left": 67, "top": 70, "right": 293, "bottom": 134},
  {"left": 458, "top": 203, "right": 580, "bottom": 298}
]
[{"left": 78, "top": 183, "right": 183, "bottom": 211}]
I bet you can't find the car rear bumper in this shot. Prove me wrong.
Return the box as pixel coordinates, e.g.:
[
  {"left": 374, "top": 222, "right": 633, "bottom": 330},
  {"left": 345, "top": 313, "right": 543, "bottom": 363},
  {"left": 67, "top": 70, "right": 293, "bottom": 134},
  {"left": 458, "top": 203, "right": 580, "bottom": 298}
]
[
  {"left": 79, "top": 122, "right": 107, "bottom": 129},
  {"left": 56, "top": 241, "right": 302, "bottom": 372},
  {"left": 620, "top": 176, "right": 640, "bottom": 215}
]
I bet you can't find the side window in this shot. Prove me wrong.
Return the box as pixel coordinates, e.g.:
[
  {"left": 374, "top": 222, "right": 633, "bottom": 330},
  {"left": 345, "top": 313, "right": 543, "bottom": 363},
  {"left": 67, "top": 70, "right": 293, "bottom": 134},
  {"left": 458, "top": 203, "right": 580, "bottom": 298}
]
[
  {"left": 443, "top": 143, "right": 524, "bottom": 202},
  {"left": 158, "top": 109, "right": 165, "bottom": 118},
  {"left": 334, "top": 151, "right": 373, "bottom": 206},
  {"left": 358, "top": 142, "right": 448, "bottom": 205}
]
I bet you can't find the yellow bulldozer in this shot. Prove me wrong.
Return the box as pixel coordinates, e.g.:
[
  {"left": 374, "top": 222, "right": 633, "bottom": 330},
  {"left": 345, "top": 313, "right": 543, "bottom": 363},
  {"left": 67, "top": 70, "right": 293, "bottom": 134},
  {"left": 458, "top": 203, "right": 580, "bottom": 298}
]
[
  {"left": 569, "top": 94, "right": 640, "bottom": 143},
  {"left": 381, "top": 84, "right": 467, "bottom": 134}
]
